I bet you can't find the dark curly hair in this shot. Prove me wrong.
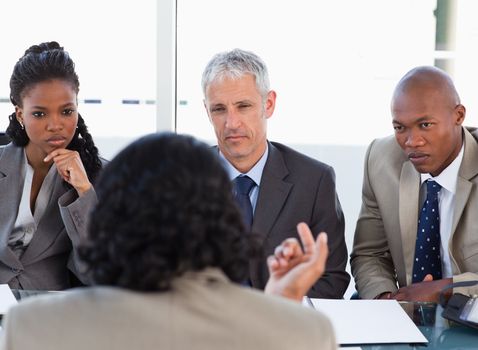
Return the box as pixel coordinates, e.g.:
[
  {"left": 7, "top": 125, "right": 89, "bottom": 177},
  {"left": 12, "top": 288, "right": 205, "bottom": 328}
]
[
  {"left": 80, "top": 133, "right": 258, "bottom": 291},
  {"left": 6, "top": 41, "right": 101, "bottom": 183}
]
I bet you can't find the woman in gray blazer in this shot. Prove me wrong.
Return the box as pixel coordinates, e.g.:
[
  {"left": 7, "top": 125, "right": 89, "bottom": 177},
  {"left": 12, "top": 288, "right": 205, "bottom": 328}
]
[{"left": 0, "top": 42, "right": 102, "bottom": 290}]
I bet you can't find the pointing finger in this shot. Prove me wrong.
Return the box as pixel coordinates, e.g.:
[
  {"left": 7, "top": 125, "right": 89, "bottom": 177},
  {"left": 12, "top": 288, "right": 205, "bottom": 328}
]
[{"left": 296, "top": 222, "right": 315, "bottom": 255}]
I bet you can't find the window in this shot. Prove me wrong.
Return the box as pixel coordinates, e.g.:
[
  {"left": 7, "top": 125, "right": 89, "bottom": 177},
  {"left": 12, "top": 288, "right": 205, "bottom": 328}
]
[
  {"left": 0, "top": 0, "right": 157, "bottom": 158},
  {"left": 176, "top": 0, "right": 442, "bottom": 145}
]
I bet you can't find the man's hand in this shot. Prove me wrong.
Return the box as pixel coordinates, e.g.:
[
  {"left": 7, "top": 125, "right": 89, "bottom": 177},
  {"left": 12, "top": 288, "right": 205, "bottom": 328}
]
[
  {"left": 264, "top": 222, "right": 328, "bottom": 301},
  {"left": 44, "top": 149, "right": 92, "bottom": 196},
  {"left": 391, "top": 275, "right": 452, "bottom": 302}
]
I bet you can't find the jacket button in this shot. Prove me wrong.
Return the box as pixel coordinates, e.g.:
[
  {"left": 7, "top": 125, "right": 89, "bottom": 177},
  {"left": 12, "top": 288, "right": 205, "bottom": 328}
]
[{"left": 11, "top": 268, "right": 22, "bottom": 274}]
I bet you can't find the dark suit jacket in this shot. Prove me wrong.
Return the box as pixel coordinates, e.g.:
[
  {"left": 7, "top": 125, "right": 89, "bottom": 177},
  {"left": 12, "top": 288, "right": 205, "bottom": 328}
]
[
  {"left": 0, "top": 144, "right": 97, "bottom": 290},
  {"left": 248, "top": 141, "right": 349, "bottom": 298}
]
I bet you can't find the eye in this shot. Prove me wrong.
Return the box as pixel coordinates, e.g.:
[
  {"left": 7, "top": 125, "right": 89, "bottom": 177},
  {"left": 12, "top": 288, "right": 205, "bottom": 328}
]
[
  {"left": 32, "top": 111, "right": 46, "bottom": 118},
  {"left": 238, "top": 103, "right": 251, "bottom": 109},
  {"left": 420, "top": 122, "right": 432, "bottom": 128},
  {"left": 62, "top": 108, "right": 75, "bottom": 116},
  {"left": 393, "top": 125, "right": 404, "bottom": 132},
  {"left": 211, "top": 106, "right": 225, "bottom": 113}
]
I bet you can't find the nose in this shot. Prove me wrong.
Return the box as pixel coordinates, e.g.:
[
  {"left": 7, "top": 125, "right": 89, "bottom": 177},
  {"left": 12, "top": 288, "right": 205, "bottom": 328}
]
[
  {"left": 404, "top": 129, "right": 425, "bottom": 148},
  {"left": 46, "top": 113, "right": 63, "bottom": 131},
  {"left": 224, "top": 109, "right": 241, "bottom": 129}
]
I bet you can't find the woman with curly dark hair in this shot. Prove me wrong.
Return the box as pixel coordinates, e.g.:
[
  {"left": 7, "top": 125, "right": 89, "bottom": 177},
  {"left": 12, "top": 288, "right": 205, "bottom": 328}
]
[
  {"left": 0, "top": 133, "right": 335, "bottom": 350},
  {"left": 0, "top": 41, "right": 102, "bottom": 290}
]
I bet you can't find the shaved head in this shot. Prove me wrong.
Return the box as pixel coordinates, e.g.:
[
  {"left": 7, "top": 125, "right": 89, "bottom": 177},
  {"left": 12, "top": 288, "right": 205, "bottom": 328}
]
[
  {"left": 392, "top": 66, "right": 460, "bottom": 111},
  {"left": 391, "top": 66, "right": 465, "bottom": 176}
]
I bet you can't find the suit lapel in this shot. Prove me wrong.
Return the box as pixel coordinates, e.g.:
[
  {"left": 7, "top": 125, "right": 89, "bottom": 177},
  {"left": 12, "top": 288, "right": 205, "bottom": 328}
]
[
  {"left": 399, "top": 161, "right": 420, "bottom": 285},
  {"left": 0, "top": 145, "right": 68, "bottom": 265},
  {"left": 451, "top": 129, "right": 478, "bottom": 238},
  {"left": 252, "top": 142, "right": 292, "bottom": 239},
  {"left": 0, "top": 145, "right": 27, "bottom": 269}
]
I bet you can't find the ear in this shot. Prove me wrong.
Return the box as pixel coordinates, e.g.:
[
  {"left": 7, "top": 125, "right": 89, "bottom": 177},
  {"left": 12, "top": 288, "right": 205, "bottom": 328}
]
[
  {"left": 15, "top": 106, "right": 24, "bottom": 125},
  {"left": 264, "top": 90, "right": 277, "bottom": 119},
  {"left": 455, "top": 104, "right": 466, "bottom": 125},
  {"left": 203, "top": 99, "right": 213, "bottom": 124}
]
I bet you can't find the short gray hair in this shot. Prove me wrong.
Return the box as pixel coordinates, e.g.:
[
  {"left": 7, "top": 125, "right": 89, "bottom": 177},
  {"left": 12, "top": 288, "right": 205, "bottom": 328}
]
[{"left": 202, "top": 49, "right": 270, "bottom": 100}]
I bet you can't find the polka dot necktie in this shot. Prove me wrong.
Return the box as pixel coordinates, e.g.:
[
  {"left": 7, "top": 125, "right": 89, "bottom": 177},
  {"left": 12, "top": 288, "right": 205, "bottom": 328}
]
[
  {"left": 233, "top": 175, "right": 255, "bottom": 230},
  {"left": 412, "top": 180, "right": 442, "bottom": 283}
]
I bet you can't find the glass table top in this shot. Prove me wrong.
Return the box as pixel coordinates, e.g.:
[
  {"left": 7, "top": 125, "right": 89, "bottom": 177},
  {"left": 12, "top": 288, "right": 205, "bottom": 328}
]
[
  {"left": 8, "top": 290, "right": 478, "bottom": 348},
  {"left": 359, "top": 302, "right": 478, "bottom": 350}
]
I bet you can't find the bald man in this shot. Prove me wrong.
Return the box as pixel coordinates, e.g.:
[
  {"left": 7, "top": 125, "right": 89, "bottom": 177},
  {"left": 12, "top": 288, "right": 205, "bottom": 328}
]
[{"left": 351, "top": 66, "right": 478, "bottom": 302}]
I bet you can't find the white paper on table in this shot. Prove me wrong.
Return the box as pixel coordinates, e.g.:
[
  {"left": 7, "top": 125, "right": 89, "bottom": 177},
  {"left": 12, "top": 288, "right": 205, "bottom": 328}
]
[
  {"left": 304, "top": 298, "right": 427, "bottom": 345},
  {"left": 0, "top": 284, "right": 17, "bottom": 314}
]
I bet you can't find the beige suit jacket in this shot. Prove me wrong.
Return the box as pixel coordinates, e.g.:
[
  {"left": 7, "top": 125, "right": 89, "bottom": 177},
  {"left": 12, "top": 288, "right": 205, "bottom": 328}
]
[
  {"left": 0, "top": 268, "right": 336, "bottom": 350},
  {"left": 351, "top": 127, "right": 478, "bottom": 299}
]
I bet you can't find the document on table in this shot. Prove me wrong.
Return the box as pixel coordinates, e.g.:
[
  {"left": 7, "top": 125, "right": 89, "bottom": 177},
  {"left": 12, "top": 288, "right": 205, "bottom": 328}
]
[
  {"left": 303, "top": 298, "right": 427, "bottom": 345},
  {"left": 0, "top": 284, "right": 17, "bottom": 314}
]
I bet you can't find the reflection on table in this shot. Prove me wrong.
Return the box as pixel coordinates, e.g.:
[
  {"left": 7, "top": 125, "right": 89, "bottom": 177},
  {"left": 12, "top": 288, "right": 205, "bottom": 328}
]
[
  {"left": 11, "top": 289, "right": 53, "bottom": 301},
  {"left": 361, "top": 302, "right": 478, "bottom": 350}
]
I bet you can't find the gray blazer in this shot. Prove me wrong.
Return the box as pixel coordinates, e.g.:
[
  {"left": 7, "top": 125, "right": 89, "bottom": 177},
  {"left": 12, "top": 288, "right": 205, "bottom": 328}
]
[
  {"left": 250, "top": 141, "right": 349, "bottom": 298},
  {"left": 351, "top": 128, "right": 478, "bottom": 299},
  {"left": 0, "top": 144, "right": 97, "bottom": 290},
  {"left": 0, "top": 269, "right": 337, "bottom": 350}
]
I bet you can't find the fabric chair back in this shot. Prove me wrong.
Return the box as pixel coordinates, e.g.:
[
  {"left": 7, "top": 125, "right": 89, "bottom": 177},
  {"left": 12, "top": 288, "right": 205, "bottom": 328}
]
[{"left": 0, "top": 132, "right": 11, "bottom": 146}]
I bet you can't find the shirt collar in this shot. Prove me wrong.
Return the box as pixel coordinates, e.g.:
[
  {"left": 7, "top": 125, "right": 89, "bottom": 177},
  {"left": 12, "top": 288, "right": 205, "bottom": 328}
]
[
  {"left": 220, "top": 143, "right": 269, "bottom": 187},
  {"left": 420, "top": 143, "right": 464, "bottom": 194}
]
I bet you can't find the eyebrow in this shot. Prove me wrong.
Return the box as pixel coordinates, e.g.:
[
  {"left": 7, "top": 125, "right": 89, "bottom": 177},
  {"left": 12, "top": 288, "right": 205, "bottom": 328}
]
[
  {"left": 208, "top": 99, "right": 254, "bottom": 109},
  {"left": 392, "top": 116, "right": 433, "bottom": 124},
  {"left": 232, "top": 100, "right": 254, "bottom": 106},
  {"left": 209, "top": 103, "right": 225, "bottom": 108},
  {"left": 30, "top": 102, "right": 76, "bottom": 109}
]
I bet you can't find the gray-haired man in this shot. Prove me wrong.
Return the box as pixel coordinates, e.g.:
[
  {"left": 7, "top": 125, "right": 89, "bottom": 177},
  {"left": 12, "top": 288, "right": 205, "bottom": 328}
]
[{"left": 202, "top": 49, "right": 349, "bottom": 298}]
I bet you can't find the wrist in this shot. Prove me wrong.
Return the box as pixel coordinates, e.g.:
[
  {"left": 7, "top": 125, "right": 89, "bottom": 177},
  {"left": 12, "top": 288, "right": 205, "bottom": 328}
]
[
  {"left": 375, "top": 291, "right": 392, "bottom": 299},
  {"left": 265, "top": 282, "right": 302, "bottom": 302},
  {"left": 76, "top": 182, "right": 92, "bottom": 196}
]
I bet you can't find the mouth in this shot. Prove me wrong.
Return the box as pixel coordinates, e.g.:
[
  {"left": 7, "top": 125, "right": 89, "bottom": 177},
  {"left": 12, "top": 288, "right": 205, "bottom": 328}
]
[
  {"left": 225, "top": 135, "right": 247, "bottom": 142},
  {"left": 407, "top": 152, "right": 429, "bottom": 165},
  {"left": 46, "top": 136, "right": 67, "bottom": 147}
]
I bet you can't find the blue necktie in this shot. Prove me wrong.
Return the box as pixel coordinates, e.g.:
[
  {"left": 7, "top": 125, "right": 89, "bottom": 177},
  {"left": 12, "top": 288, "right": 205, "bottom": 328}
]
[
  {"left": 233, "top": 175, "right": 255, "bottom": 230},
  {"left": 412, "top": 180, "right": 442, "bottom": 283}
]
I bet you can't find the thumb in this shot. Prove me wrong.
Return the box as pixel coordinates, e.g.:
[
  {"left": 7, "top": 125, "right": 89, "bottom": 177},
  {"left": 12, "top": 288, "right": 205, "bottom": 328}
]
[
  {"left": 296, "top": 222, "right": 315, "bottom": 254},
  {"left": 423, "top": 274, "right": 434, "bottom": 282},
  {"left": 315, "top": 232, "right": 328, "bottom": 267}
]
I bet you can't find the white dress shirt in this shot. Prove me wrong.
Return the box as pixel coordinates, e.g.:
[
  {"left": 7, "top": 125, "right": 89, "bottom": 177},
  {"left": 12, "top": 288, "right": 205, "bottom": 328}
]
[
  {"left": 220, "top": 144, "right": 269, "bottom": 213},
  {"left": 420, "top": 144, "right": 464, "bottom": 278}
]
